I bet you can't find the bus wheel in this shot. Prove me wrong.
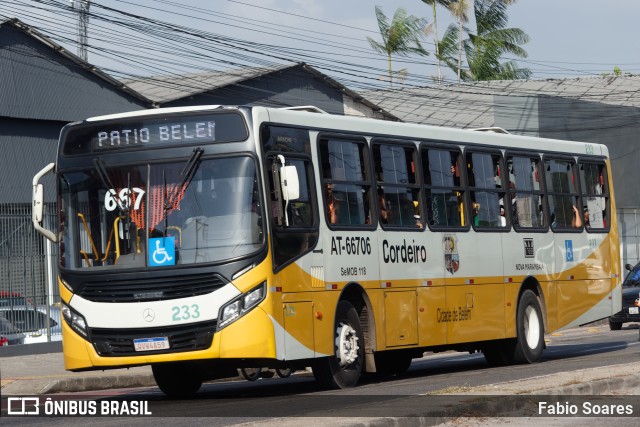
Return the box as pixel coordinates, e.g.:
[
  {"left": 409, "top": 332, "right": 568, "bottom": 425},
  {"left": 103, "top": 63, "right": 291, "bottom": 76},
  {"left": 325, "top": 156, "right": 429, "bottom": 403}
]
[
  {"left": 513, "top": 290, "right": 544, "bottom": 364},
  {"left": 275, "top": 368, "right": 293, "bottom": 378},
  {"left": 152, "top": 363, "right": 202, "bottom": 398},
  {"left": 313, "top": 301, "right": 364, "bottom": 389},
  {"left": 240, "top": 367, "right": 262, "bottom": 381},
  {"left": 608, "top": 318, "right": 623, "bottom": 331}
]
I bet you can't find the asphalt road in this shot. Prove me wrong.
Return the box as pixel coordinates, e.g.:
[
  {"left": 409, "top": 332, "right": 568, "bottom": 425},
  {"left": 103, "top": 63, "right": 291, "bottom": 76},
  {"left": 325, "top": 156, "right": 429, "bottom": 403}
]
[{"left": 3, "top": 324, "right": 639, "bottom": 426}]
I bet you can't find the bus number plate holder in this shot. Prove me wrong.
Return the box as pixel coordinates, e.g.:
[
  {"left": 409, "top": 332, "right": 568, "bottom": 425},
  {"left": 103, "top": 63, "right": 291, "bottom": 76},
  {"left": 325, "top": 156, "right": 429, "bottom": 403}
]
[{"left": 133, "top": 337, "right": 170, "bottom": 351}]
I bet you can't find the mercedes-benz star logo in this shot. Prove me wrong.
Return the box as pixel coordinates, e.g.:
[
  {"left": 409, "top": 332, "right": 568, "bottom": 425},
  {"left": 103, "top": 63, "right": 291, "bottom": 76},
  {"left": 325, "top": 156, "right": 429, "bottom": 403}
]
[{"left": 142, "top": 308, "right": 155, "bottom": 322}]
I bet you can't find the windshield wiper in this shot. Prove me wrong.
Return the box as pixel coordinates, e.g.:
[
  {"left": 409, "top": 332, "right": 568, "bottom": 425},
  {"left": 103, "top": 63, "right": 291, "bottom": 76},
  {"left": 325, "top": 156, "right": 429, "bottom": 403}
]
[
  {"left": 164, "top": 147, "right": 204, "bottom": 211},
  {"left": 94, "top": 157, "right": 126, "bottom": 214}
]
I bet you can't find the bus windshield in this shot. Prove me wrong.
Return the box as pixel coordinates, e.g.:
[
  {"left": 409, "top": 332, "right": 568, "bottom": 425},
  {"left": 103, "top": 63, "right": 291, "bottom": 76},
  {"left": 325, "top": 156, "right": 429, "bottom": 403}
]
[{"left": 59, "top": 155, "right": 263, "bottom": 270}]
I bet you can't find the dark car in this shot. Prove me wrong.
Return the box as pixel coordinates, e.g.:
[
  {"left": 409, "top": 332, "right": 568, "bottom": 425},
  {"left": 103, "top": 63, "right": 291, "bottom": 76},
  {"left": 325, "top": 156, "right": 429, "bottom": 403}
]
[
  {"left": 0, "top": 314, "right": 25, "bottom": 346},
  {"left": 0, "top": 291, "right": 32, "bottom": 308},
  {"left": 609, "top": 262, "right": 640, "bottom": 330},
  {"left": 0, "top": 305, "right": 62, "bottom": 344}
]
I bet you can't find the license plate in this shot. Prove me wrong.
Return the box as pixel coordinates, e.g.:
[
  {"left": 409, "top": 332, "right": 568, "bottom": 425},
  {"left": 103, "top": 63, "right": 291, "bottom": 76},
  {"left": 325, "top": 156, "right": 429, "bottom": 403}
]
[
  {"left": 629, "top": 307, "right": 639, "bottom": 315},
  {"left": 133, "top": 337, "right": 169, "bottom": 352}
]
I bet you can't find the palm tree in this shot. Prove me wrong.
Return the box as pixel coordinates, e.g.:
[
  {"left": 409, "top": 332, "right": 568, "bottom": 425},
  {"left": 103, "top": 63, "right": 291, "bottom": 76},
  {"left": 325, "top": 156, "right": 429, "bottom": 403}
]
[
  {"left": 440, "top": 0, "right": 530, "bottom": 82},
  {"left": 448, "top": 0, "right": 472, "bottom": 83},
  {"left": 367, "top": 6, "right": 428, "bottom": 87},
  {"left": 466, "top": 0, "right": 531, "bottom": 80},
  {"left": 421, "top": 0, "right": 453, "bottom": 83}
]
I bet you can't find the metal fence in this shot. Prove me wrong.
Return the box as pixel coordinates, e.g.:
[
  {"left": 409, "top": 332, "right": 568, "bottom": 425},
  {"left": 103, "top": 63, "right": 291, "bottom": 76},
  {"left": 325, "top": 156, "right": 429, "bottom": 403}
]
[
  {"left": 619, "top": 208, "right": 640, "bottom": 270},
  {"left": 0, "top": 202, "right": 60, "bottom": 343}
]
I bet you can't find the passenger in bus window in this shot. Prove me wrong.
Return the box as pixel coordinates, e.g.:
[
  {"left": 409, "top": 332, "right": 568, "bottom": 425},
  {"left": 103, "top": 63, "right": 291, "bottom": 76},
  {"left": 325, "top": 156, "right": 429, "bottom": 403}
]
[
  {"left": 327, "top": 185, "right": 337, "bottom": 224},
  {"left": 499, "top": 205, "right": 507, "bottom": 227},
  {"left": 450, "top": 162, "right": 460, "bottom": 186},
  {"left": 508, "top": 181, "right": 520, "bottom": 227},
  {"left": 583, "top": 208, "right": 591, "bottom": 229},
  {"left": 413, "top": 200, "right": 423, "bottom": 228},
  {"left": 472, "top": 202, "right": 480, "bottom": 226},
  {"left": 378, "top": 189, "right": 388, "bottom": 224},
  {"left": 571, "top": 205, "right": 583, "bottom": 228}
]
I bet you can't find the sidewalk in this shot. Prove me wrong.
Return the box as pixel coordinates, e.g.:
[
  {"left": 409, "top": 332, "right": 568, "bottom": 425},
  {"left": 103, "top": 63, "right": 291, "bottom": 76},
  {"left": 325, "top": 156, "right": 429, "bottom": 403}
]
[{"left": 0, "top": 352, "right": 156, "bottom": 395}]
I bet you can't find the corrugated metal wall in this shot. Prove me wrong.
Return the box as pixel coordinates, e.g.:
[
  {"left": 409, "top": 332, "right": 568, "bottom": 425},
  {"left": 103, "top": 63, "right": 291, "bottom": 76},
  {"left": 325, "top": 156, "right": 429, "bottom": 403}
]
[
  {"left": 164, "top": 66, "right": 346, "bottom": 114},
  {"left": 0, "top": 24, "right": 147, "bottom": 122}
]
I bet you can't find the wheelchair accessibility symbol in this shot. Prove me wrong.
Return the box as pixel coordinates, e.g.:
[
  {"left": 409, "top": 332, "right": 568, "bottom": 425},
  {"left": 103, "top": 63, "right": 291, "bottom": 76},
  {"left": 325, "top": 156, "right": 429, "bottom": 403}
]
[{"left": 149, "top": 237, "right": 176, "bottom": 267}]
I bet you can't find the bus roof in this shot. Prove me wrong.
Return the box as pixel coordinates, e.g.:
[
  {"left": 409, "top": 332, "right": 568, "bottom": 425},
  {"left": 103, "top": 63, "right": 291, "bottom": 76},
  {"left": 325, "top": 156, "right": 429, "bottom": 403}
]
[{"left": 80, "top": 104, "right": 609, "bottom": 158}]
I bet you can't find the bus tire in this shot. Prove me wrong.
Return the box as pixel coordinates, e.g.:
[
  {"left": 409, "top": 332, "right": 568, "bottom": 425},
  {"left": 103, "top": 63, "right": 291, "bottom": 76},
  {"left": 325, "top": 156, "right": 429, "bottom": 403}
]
[
  {"left": 240, "top": 367, "right": 262, "bottom": 381},
  {"left": 152, "top": 363, "right": 202, "bottom": 397},
  {"left": 608, "top": 318, "right": 623, "bottom": 331},
  {"left": 513, "top": 290, "right": 544, "bottom": 364},
  {"left": 275, "top": 368, "right": 293, "bottom": 378},
  {"left": 313, "top": 300, "right": 364, "bottom": 389}
]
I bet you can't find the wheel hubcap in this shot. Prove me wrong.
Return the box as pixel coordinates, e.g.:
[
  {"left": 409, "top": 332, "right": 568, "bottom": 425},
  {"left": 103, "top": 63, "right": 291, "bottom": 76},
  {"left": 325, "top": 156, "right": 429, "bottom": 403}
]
[
  {"left": 524, "top": 305, "right": 540, "bottom": 349},
  {"left": 335, "top": 321, "right": 359, "bottom": 367}
]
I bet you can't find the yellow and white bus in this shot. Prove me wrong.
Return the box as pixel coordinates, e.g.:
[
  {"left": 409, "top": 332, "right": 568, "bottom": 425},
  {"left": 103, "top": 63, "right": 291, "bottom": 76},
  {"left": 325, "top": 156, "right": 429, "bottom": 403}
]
[{"left": 32, "top": 105, "right": 621, "bottom": 396}]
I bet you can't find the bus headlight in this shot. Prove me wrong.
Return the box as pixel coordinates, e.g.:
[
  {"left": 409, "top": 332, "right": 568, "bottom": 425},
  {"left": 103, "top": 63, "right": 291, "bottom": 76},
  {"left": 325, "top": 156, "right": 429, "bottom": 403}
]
[
  {"left": 217, "top": 283, "right": 266, "bottom": 331},
  {"left": 61, "top": 303, "right": 88, "bottom": 338}
]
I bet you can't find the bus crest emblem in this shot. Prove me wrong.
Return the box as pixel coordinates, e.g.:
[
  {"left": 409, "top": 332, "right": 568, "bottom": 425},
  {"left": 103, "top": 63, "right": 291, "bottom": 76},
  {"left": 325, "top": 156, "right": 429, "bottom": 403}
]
[{"left": 443, "top": 235, "right": 459, "bottom": 274}]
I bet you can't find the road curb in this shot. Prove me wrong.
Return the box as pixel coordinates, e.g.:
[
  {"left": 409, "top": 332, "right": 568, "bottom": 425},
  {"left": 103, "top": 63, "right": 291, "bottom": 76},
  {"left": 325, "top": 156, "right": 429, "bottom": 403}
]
[{"left": 41, "top": 373, "right": 157, "bottom": 394}]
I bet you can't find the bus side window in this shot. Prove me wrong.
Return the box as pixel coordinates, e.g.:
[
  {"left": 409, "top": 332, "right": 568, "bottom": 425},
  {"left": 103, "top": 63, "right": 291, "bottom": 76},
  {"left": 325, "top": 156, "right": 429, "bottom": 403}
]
[
  {"left": 507, "top": 155, "right": 546, "bottom": 230},
  {"left": 578, "top": 161, "right": 609, "bottom": 230},
  {"left": 545, "top": 158, "right": 581, "bottom": 230},
  {"left": 373, "top": 142, "right": 421, "bottom": 229},
  {"left": 320, "top": 138, "right": 372, "bottom": 227},
  {"left": 466, "top": 150, "right": 506, "bottom": 229},
  {"left": 422, "top": 147, "right": 466, "bottom": 228}
]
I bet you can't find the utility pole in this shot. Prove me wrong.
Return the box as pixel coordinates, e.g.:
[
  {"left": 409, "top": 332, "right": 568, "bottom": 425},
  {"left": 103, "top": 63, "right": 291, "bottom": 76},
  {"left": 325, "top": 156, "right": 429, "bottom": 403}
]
[{"left": 72, "top": 0, "right": 90, "bottom": 61}]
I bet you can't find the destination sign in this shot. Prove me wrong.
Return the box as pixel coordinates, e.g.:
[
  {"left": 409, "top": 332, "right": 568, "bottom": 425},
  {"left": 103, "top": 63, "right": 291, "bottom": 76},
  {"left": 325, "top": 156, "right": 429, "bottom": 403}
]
[
  {"left": 93, "top": 113, "right": 247, "bottom": 151},
  {"left": 62, "top": 112, "right": 248, "bottom": 155}
]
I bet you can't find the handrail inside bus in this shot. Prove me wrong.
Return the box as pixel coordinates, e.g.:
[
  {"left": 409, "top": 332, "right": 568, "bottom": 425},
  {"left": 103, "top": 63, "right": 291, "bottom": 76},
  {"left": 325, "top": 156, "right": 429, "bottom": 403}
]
[
  {"left": 113, "top": 216, "right": 127, "bottom": 263},
  {"left": 100, "top": 225, "right": 116, "bottom": 262},
  {"left": 77, "top": 213, "right": 100, "bottom": 261}
]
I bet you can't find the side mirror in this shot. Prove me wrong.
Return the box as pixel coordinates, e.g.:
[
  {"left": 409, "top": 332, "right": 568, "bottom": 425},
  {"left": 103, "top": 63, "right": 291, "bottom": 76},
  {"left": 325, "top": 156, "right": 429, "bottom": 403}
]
[
  {"left": 280, "top": 165, "right": 300, "bottom": 202},
  {"left": 625, "top": 263, "right": 633, "bottom": 271},
  {"left": 32, "top": 163, "right": 57, "bottom": 242},
  {"left": 33, "top": 183, "right": 44, "bottom": 223},
  {"left": 277, "top": 155, "right": 300, "bottom": 227}
]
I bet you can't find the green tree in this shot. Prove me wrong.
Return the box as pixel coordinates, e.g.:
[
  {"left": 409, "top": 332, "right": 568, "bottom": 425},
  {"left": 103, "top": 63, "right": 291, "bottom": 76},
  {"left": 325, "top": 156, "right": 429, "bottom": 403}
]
[
  {"left": 367, "top": 6, "right": 429, "bottom": 87},
  {"left": 441, "top": 0, "right": 530, "bottom": 82},
  {"left": 421, "top": 0, "right": 453, "bottom": 82},
  {"left": 447, "top": 0, "right": 471, "bottom": 83}
]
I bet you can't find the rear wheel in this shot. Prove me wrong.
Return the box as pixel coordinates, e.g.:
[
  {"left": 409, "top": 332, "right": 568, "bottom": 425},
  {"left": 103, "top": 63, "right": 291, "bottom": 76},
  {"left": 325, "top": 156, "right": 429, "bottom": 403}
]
[
  {"left": 313, "top": 301, "right": 364, "bottom": 389},
  {"left": 152, "top": 363, "right": 203, "bottom": 398},
  {"left": 275, "top": 368, "right": 293, "bottom": 378},
  {"left": 609, "top": 318, "right": 623, "bottom": 331},
  {"left": 512, "top": 290, "right": 545, "bottom": 363},
  {"left": 240, "top": 367, "right": 262, "bottom": 381}
]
